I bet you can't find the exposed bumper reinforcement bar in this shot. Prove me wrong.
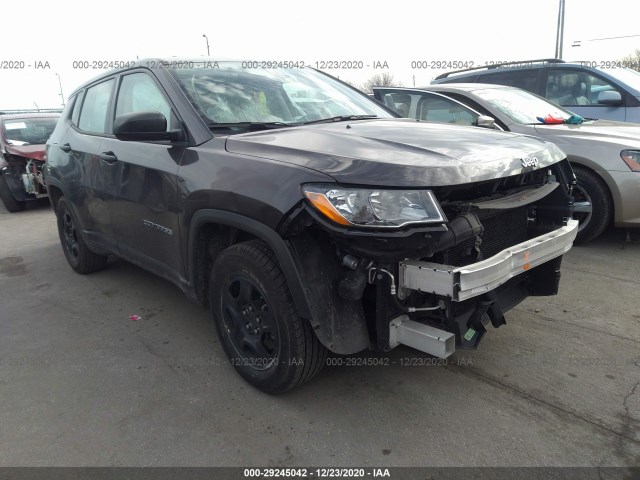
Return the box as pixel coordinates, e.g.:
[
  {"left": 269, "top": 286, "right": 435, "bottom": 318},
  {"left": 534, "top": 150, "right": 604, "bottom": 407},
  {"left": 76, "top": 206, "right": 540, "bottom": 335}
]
[
  {"left": 398, "top": 219, "right": 579, "bottom": 302},
  {"left": 389, "top": 315, "right": 455, "bottom": 358}
]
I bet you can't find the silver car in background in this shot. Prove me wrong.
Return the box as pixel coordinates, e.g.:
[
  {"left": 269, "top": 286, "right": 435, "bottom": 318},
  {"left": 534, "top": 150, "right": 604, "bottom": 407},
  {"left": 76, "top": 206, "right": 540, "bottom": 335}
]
[{"left": 374, "top": 84, "right": 640, "bottom": 243}]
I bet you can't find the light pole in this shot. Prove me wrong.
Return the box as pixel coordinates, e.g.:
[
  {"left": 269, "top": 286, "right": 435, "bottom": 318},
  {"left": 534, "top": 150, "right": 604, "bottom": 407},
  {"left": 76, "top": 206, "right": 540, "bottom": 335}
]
[
  {"left": 55, "top": 73, "right": 65, "bottom": 107},
  {"left": 202, "top": 34, "right": 210, "bottom": 56},
  {"left": 555, "top": 0, "right": 565, "bottom": 59}
]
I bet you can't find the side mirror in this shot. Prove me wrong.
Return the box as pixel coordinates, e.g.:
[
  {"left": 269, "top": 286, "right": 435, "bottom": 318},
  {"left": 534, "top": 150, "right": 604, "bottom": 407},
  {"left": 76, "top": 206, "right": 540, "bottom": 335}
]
[
  {"left": 597, "top": 90, "right": 622, "bottom": 106},
  {"left": 476, "top": 115, "right": 497, "bottom": 129},
  {"left": 113, "top": 111, "right": 181, "bottom": 141}
]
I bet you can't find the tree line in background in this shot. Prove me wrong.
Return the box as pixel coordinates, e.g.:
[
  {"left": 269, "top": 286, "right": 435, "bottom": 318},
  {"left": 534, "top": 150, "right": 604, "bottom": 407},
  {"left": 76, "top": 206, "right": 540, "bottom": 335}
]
[
  {"left": 620, "top": 49, "right": 640, "bottom": 71},
  {"left": 343, "top": 72, "right": 402, "bottom": 94}
]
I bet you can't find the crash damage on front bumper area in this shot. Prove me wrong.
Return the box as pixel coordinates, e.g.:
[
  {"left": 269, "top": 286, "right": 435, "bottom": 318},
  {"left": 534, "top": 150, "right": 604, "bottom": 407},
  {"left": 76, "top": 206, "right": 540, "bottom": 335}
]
[
  {"left": 0, "top": 145, "right": 48, "bottom": 202},
  {"left": 283, "top": 159, "right": 578, "bottom": 359}
]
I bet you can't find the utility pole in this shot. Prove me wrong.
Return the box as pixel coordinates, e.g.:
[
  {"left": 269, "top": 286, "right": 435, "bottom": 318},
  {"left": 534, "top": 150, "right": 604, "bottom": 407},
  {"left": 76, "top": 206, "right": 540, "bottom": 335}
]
[
  {"left": 555, "top": 0, "right": 566, "bottom": 59},
  {"left": 202, "top": 34, "right": 210, "bottom": 56},
  {"left": 55, "top": 73, "right": 65, "bottom": 107}
]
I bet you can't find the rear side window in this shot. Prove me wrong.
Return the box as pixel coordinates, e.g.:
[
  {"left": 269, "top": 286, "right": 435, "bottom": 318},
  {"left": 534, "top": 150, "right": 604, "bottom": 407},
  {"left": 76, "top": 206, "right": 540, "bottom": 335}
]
[
  {"left": 479, "top": 70, "right": 541, "bottom": 94},
  {"left": 115, "top": 73, "right": 172, "bottom": 131},
  {"left": 78, "top": 79, "right": 114, "bottom": 134}
]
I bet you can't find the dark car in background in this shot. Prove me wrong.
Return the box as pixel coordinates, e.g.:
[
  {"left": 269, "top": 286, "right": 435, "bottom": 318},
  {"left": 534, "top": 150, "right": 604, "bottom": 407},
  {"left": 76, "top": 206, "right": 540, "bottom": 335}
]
[
  {"left": 0, "top": 113, "right": 59, "bottom": 212},
  {"left": 432, "top": 59, "right": 640, "bottom": 123},
  {"left": 45, "top": 59, "right": 578, "bottom": 393},
  {"left": 374, "top": 84, "right": 640, "bottom": 243}
]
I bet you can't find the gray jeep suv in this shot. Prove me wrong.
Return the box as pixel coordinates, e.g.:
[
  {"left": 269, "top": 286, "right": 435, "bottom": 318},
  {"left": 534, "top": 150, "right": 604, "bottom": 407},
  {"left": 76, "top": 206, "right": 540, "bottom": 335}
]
[{"left": 45, "top": 59, "right": 578, "bottom": 393}]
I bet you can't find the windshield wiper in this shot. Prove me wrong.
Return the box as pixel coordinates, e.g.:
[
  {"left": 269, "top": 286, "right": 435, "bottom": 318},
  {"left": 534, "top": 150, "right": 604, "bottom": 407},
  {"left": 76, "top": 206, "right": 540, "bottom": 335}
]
[
  {"left": 303, "top": 115, "right": 378, "bottom": 125},
  {"left": 207, "top": 122, "right": 296, "bottom": 131}
]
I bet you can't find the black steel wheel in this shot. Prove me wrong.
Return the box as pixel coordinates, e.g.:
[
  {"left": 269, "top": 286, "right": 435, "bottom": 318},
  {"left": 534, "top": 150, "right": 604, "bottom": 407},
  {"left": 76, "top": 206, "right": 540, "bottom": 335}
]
[
  {"left": 221, "top": 274, "right": 280, "bottom": 370},
  {"left": 210, "top": 240, "right": 327, "bottom": 394}
]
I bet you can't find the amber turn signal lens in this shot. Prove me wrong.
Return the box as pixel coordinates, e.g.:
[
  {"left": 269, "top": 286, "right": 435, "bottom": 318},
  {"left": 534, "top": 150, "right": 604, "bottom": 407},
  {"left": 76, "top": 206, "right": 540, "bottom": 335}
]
[
  {"left": 303, "top": 191, "right": 351, "bottom": 226},
  {"left": 621, "top": 150, "right": 640, "bottom": 172}
]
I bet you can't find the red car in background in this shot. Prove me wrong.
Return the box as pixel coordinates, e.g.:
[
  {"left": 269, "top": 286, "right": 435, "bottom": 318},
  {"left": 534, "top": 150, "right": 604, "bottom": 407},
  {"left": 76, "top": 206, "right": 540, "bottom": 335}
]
[{"left": 0, "top": 113, "right": 59, "bottom": 211}]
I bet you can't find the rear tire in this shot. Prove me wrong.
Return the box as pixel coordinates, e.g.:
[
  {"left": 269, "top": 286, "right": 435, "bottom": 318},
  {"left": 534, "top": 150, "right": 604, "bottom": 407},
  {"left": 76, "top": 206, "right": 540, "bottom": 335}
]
[
  {"left": 210, "top": 240, "right": 327, "bottom": 394},
  {"left": 0, "top": 175, "right": 26, "bottom": 212},
  {"left": 56, "top": 196, "right": 108, "bottom": 273},
  {"left": 572, "top": 166, "right": 612, "bottom": 244}
]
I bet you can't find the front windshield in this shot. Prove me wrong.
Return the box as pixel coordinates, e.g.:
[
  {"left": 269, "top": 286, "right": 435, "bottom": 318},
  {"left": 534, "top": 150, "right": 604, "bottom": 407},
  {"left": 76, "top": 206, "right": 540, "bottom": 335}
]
[
  {"left": 472, "top": 87, "right": 574, "bottom": 124},
  {"left": 169, "top": 62, "right": 391, "bottom": 127},
  {"left": 3, "top": 117, "right": 58, "bottom": 145}
]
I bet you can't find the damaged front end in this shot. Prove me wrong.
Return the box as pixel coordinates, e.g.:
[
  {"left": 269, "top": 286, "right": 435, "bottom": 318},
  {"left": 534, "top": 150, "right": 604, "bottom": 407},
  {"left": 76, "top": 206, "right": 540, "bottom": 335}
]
[
  {"left": 283, "top": 159, "right": 578, "bottom": 358},
  {"left": 0, "top": 147, "right": 48, "bottom": 208},
  {"left": 0, "top": 114, "right": 58, "bottom": 211}
]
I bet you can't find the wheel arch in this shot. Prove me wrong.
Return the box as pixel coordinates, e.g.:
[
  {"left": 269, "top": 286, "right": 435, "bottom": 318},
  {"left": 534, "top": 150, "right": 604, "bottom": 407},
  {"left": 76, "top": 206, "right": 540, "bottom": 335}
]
[
  {"left": 566, "top": 156, "right": 618, "bottom": 219},
  {"left": 188, "top": 209, "right": 313, "bottom": 320},
  {"left": 46, "top": 184, "right": 64, "bottom": 212}
]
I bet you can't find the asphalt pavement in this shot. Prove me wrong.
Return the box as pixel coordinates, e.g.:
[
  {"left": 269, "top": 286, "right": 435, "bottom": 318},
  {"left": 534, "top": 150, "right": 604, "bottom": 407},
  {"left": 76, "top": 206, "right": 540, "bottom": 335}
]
[{"left": 0, "top": 199, "right": 639, "bottom": 468}]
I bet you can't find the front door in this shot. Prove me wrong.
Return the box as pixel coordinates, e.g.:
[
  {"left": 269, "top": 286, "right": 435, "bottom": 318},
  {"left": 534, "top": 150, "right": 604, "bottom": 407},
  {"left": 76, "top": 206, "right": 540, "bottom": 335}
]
[
  {"left": 102, "top": 71, "right": 186, "bottom": 279},
  {"left": 544, "top": 69, "right": 626, "bottom": 121}
]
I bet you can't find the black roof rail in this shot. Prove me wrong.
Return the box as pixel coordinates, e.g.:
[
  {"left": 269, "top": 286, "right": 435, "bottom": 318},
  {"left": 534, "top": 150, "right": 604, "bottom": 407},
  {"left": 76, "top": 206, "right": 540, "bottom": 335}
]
[{"left": 434, "top": 58, "right": 566, "bottom": 80}]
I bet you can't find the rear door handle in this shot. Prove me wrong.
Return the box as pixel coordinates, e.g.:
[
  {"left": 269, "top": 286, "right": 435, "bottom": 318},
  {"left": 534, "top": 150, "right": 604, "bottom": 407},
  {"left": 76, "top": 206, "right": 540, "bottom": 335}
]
[
  {"left": 59, "top": 143, "right": 72, "bottom": 152},
  {"left": 99, "top": 151, "right": 118, "bottom": 164}
]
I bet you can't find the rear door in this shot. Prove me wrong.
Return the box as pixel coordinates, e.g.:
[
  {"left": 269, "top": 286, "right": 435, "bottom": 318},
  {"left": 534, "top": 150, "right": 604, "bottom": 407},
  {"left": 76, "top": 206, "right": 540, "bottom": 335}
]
[
  {"left": 62, "top": 78, "right": 118, "bottom": 251},
  {"left": 99, "top": 70, "right": 187, "bottom": 280}
]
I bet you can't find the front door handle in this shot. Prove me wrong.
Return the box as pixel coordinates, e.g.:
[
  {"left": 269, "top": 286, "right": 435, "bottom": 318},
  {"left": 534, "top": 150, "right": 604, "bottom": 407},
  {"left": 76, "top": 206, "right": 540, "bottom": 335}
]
[
  {"left": 59, "top": 143, "right": 72, "bottom": 152},
  {"left": 99, "top": 151, "right": 118, "bottom": 164}
]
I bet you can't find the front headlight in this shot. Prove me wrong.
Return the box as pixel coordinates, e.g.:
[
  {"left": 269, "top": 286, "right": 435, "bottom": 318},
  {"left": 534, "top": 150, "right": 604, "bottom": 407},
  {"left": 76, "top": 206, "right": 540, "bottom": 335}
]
[
  {"left": 302, "top": 184, "right": 446, "bottom": 228},
  {"left": 621, "top": 150, "right": 640, "bottom": 172}
]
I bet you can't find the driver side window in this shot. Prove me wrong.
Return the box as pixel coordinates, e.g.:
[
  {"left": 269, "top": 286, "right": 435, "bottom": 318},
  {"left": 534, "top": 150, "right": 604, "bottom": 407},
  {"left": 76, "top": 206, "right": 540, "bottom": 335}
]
[
  {"left": 545, "top": 69, "right": 619, "bottom": 107},
  {"left": 416, "top": 95, "right": 477, "bottom": 125},
  {"left": 115, "top": 73, "right": 173, "bottom": 131}
]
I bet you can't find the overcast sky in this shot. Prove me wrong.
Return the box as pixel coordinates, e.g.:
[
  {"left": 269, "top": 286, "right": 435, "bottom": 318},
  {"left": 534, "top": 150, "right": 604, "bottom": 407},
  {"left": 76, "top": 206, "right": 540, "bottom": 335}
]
[{"left": 1, "top": 0, "right": 639, "bottom": 109}]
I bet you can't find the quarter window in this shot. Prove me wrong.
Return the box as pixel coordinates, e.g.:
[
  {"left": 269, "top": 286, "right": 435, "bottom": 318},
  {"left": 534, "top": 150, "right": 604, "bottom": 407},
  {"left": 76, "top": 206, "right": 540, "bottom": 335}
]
[
  {"left": 78, "top": 80, "right": 114, "bottom": 134},
  {"left": 70, "top": 93, "right": 83, "bottom": 125}
]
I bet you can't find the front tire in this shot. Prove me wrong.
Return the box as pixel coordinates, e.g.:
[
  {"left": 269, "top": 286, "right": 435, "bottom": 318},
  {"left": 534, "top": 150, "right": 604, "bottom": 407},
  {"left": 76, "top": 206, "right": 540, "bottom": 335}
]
[
  {"left": 56, "top": 196, "right": 108, "bottom": 273},
  {"left": 0, "top": 175, "right": 26, "bottom": 212},
  {"left": 572, "top": 166, "right": 612, "bottom": 244},
  {"left": 210, "top": 240, "right": 327, "bottom": 394}
]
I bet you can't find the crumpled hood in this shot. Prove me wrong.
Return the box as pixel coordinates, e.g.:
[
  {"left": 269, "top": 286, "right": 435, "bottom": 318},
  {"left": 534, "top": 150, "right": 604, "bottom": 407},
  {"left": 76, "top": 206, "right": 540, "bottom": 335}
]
[
  {"left": 534, "top": 120, "right": 640, "bottom": 149},
  {"left": 225, "top": 119, "right": 565, "bottom": 187},
  {"left": 4, "top": 144, "right": 47, "bottom": 161}
]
